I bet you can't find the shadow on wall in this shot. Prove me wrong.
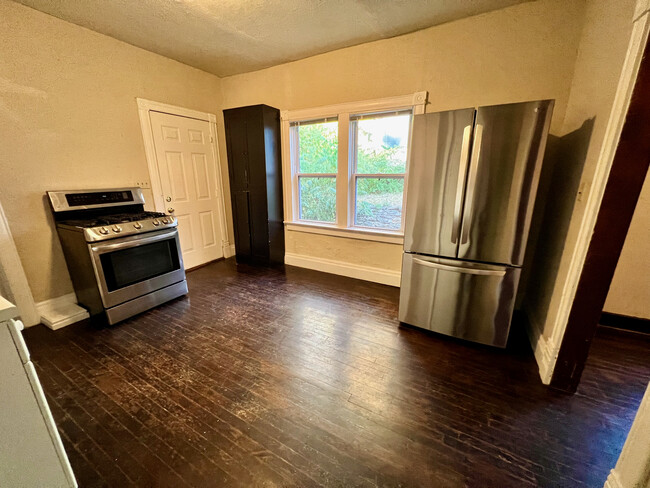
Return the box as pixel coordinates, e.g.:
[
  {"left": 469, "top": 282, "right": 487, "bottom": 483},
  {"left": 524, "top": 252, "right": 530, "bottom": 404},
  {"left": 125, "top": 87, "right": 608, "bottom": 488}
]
[
  {"left": 42, "top": 193, "right": 75, "bottom": 301},
  {"left": 519, "top": 118, "right": 595, "bottom": 328}
]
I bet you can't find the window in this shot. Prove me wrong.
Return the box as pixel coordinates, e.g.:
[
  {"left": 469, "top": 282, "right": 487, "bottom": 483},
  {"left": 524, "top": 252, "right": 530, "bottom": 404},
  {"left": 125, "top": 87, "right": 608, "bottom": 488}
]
[
  {"left": 292, "top": 118, "right": 338, "bottom": 223},
  {"left": 283, "top": 92, "right": 427, "bottom": 239},
  {"left": 350, "top": 111, "right": 411, "bottom": 230}
]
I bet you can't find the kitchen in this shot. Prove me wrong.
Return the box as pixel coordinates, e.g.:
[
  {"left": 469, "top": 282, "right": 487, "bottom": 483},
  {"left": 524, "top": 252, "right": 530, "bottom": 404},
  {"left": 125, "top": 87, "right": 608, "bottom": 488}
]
[{"left": 1, "top": 0, "right": 649, "bottom": 486}]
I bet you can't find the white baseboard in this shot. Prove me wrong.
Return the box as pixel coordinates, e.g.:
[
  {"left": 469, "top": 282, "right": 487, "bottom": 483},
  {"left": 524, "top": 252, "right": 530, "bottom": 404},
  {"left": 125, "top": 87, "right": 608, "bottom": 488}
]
[
  {"left": 284, "top": 252, "right": 401, "bottom": 287},
  {"left": 223, "top": 242, "right": 236, "bottom": 258},
  {"left": 604, "top": 470, "right": 623, "bottom": 488},
  {"left": 524, "top": 311, "right": 554, "bottom": 385},
  {"left": 36, "top": 293, "right": 89, "bottom": 330}
]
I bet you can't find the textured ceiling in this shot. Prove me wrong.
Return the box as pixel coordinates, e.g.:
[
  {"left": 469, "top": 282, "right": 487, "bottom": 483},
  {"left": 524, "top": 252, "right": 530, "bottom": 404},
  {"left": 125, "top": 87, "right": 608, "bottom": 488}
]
[{"left": 15, "top": 0, "right": 531, "bottom": 77}]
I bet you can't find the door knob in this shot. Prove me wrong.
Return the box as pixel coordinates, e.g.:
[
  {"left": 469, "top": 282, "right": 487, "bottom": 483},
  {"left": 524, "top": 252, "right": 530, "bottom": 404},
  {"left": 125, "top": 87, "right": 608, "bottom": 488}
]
[
  {"left": 168, "top": 207, "right": 174, "bottom": 213},
  {"left": 166, "top": 196, "right": 172, "bottom": 202}
]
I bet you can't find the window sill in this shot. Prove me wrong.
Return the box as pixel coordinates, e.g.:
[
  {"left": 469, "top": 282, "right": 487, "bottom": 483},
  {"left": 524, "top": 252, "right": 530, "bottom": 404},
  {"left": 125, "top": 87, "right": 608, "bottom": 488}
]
[{"left": 285, "top": 222, "right": 404, "bottom": 244}]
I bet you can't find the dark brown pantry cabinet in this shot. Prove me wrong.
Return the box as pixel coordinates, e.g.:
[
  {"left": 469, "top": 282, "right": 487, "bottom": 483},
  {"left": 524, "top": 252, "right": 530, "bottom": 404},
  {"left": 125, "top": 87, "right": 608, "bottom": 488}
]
[{"left": 223, "top": 104, "right": 284, "bottom": 265}]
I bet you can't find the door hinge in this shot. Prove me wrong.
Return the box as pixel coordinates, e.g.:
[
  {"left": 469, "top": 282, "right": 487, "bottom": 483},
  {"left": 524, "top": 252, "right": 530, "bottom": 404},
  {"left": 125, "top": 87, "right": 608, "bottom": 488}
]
[{"left": 210, "top": 135, "right": 214, "bottom": 143}]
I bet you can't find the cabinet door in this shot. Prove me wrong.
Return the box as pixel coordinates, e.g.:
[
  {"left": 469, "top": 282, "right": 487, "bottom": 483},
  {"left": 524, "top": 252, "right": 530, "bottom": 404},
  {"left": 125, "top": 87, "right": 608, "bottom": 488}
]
[
  {"left": 232, "top": 191, "right": 252, "bottom": 257},
  {"left": 245, "top": 108, "right": 268, "bottom": 193},
  {"left": 224, "top": 110, "right": 250, "bottom": 192},
  {"left": 248, "top": 190, "right": 270, "bottom": 260}
]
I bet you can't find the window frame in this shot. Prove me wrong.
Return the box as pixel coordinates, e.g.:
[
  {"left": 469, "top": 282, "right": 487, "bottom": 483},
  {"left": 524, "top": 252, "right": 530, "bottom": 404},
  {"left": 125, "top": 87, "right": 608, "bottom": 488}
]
[
  {"left": 348, "top": 110, "right": 412, "bottom": 232},
  {"left": 281, "top": 91, "right": 428, "bottom": 242},
  {"left": 290, "top": 117, "right": 339, "bottom": 224}
]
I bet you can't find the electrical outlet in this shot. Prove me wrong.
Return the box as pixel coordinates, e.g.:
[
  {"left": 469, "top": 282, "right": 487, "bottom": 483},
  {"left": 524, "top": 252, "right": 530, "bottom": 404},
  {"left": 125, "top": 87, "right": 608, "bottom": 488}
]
[{"left": 133, "top": 180, "right": 151, "bottom": 189}]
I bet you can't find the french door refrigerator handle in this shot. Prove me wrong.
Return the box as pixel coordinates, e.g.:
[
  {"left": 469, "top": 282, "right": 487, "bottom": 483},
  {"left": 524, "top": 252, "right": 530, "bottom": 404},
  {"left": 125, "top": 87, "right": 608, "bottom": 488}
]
[
  {"left": 460, "top": 123, "right": 483, "bottom": 244},
  {"left": 412, "top": 257, "right": 506, "bottom": 276},
  {"left": 451, "top": 125, "right": 473, "bottom": 244}
]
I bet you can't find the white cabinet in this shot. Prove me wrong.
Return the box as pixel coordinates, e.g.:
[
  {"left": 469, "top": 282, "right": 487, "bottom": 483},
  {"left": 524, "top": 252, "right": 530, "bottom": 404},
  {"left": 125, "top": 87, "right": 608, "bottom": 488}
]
[{"left": 0, "top": 297, "right": 77, "bottom": 487}]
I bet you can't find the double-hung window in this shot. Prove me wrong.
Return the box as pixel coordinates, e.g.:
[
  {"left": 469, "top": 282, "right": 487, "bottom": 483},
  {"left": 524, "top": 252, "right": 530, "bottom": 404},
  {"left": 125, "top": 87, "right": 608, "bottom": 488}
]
[
  {"left": 292, "top": 118, "right": 338, "bottom": 223},
  {"left": 350, "top": 111, "right": 411, "bottom": 230},
  {"left": 283, "top": 92, "right": 427, "bottom": 239}
]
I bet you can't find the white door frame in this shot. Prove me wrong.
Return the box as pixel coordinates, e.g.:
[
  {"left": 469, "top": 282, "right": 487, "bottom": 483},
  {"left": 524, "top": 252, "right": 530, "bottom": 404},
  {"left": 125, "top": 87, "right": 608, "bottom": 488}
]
[
  {"left": 136, "top": 98, "right": 231, "bottom": 258},
  {"left": 539, "top": 1, "right": 650, "bottom": 383},
  {"left": 0, "top": 200, "right": 40, "bottom": 327}
]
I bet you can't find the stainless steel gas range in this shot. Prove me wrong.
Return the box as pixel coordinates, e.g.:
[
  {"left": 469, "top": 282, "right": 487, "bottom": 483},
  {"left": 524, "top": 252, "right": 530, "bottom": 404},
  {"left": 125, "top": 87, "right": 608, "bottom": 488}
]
[{"left": 47, "top": 188, "right": 188, "bottom": 324}]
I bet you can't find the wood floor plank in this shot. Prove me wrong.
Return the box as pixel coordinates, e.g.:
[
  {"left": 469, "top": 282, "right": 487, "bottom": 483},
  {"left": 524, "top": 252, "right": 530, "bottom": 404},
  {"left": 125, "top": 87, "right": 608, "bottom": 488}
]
[{"left": 23, "top": 259, "right": 650, "bottom": 487}]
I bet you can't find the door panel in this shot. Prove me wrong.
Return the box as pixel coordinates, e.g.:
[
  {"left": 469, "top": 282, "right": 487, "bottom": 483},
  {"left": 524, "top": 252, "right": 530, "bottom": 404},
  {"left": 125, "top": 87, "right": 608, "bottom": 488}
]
[
  {"left": 199, "top": 211, "right": 217, "bottom": 247},
  {"left": 398, "top": 253, "right": 520, "bottom": 347},
  {"left": 458, "top": 100, "right": 553, "bottom": 266},
  {"left": 165, "top": 151, "right": 189, "bottom": 202},
  {"left": 192, "top": 153, "right": 211, "bottom": 200},
  {"left": 403, "top": 108, "right": 475, "bottom": 258},
  {"left": 175, "top": 214, "right": 194, "bottom": 252},
  {"left": 150, "top": 111, "right": 224, "bottom": 269}
]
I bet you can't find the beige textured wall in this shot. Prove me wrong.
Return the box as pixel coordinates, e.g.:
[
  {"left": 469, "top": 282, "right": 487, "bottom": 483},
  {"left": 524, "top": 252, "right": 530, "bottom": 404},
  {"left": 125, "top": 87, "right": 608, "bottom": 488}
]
[
  {"left": 522, "top": 0, "right": 639, "bottom": 338},
  {"left": 219, "top": 0, "right": 586, "bottom": 273},
  {"left": 0, "top": 0, "right": 224, "bottom": 302},
  {"left": 604, "top": 173, "right": 650, "bottom": 319}
]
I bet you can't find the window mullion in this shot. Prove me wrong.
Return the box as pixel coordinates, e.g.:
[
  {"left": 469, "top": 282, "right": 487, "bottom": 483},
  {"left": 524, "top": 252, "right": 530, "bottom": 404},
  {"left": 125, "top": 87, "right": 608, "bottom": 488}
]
[
  {"left": 348, "top": 119, "right": 358, "bottom": 228},
  {"left": 290, "top": 125, "right": 300, "bottom": 222},
  {"left": 354, "top": 173, "right": 405, "bottom": 179},
  {"left": 296, "top": 173, "right": 337, "bottom": 177},
  {"left": 337, "top": 113, "right": 349, "bottom": 228}
]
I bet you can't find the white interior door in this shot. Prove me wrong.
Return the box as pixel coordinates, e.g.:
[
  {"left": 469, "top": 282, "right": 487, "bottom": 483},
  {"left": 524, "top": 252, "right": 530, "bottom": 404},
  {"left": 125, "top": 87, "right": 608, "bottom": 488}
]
[{"left": 149, "top": 111, "right": 223, "bottom": 269}]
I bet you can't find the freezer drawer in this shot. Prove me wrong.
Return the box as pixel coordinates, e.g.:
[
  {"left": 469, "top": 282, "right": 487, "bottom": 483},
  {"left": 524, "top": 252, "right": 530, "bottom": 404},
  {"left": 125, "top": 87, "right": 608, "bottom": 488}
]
[{"left": 398, "top": 253, "right": 520, "bottom": 347}]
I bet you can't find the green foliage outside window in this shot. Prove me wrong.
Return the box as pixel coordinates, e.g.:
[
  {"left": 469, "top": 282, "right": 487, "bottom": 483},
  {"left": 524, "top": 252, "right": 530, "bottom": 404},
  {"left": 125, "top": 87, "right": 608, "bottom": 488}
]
[
  {"left": 298, "top": 122, "right": 338, "bottom": 173},
  {"left": 296, "top": 119, "right": 406, "bottom": 227},
  {"left": 298, "top": 122, "right": 338, "bottom": 222}
]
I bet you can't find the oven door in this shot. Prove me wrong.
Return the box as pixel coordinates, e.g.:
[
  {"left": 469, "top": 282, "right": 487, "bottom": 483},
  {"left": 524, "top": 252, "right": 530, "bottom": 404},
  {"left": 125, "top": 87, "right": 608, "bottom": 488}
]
[{"left": 88, "top": 229, "right": 186, "bottom": 309}]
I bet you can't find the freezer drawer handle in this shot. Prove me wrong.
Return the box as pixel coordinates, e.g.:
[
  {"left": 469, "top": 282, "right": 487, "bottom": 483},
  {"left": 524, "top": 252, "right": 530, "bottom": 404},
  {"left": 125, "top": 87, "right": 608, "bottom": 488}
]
[
  {"left": 461, "top": 123, "right": 483, "bottom": 244},
  {"left": 413, "top": 257, "right": 506, "bottom": 276},
  {"left": 451, "top": 124, "right": 473, "bottom": 244}
]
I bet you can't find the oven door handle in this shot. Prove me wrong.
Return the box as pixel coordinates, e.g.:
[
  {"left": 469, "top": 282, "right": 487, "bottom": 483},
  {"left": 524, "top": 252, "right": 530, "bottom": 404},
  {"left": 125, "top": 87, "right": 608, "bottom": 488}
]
[{"left": 90, "top": 228, "right": 179, "bottom": 254}]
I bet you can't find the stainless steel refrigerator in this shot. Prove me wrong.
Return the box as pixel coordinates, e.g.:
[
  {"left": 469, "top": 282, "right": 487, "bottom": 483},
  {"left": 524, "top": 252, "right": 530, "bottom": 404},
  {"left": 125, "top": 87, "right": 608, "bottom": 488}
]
[{"left": 399, "top": 100, "right": 554, "bottom": 347}]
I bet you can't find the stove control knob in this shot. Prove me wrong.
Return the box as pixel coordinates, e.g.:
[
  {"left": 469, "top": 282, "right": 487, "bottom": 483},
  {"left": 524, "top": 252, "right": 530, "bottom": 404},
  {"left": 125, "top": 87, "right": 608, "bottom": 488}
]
[
  {"left": 133, "top": 222, "right": 142, "bottom": 230},
  {"left": 152, "top": 219, "right": 160, "bottom": 226},
  {"left": 99, "top": 226, "right": 109, "bottom": 235},
  {"left": 161, "top": 218, "right": 170, "bottom": 224},
  {"left": 111, "top": 225, "right": 122, "bottom": 233}
]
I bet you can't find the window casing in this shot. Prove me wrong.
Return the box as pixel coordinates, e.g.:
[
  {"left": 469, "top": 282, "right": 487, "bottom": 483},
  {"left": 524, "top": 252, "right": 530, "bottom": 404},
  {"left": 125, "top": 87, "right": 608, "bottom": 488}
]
[{"left": 282, "top": 92, "right": 427, "bottom": 240}]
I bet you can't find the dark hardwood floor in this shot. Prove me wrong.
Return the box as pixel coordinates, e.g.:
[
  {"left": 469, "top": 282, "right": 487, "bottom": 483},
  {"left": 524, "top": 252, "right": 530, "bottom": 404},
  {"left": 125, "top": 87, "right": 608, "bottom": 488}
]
[{"left": 23, "top": 259, "right": 649, "bottom": 487}]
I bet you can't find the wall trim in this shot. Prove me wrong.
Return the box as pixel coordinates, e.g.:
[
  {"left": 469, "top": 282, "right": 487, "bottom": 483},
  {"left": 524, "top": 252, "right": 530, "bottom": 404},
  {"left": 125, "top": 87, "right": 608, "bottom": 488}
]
[
  {"left": 285, "top": 222, "right": 404, "bottom": 244},
  {"left": 280, "top": 91, "right": 428, "bottom": 122},
  {"left": 224, "top": 243, "right": 236, "bottom": 258},
  {"left": 599, "top": 312, "right": 650, "bottom": 334},
  {"left": 604, "top": 470, "right": 623, "bottom": 488},
  {"left": 0, "top": 200, "right": 40, "bottom": 327},
  {"left": 285, "top": 252, "right": 401, "bottom": 287},
  {"left": 136, "top": 98, "right": 217, "bottom": 123},
  {"left": 136, "top": 97, "right": 229, "bottom": 263},
  {"left": 524, "top": 312, "right": 554, "bottom": 384},
  {"left": 542, "top": 5, "right": 650, "bottom": 381},
  {"left": 36, "top": 293, "right": 89, "bottom": 330}
]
